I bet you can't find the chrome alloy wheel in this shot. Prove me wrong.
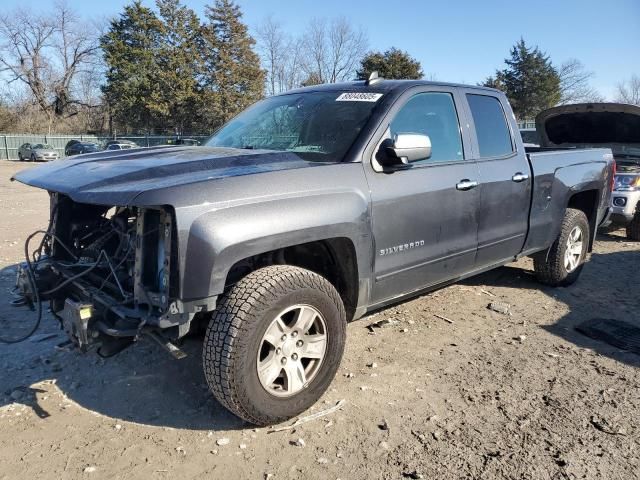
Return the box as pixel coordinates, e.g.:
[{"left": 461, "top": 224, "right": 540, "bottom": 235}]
[
  {"left": 256, "top": 304, "right": 328, "bottom": 397},
  {"left": 564, "top": 225, "right": 584, "bottom": 273}
]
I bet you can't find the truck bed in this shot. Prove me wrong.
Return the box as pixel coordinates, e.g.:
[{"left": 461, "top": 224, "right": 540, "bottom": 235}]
[{"left": 522, "top": 147, "right": 614, "bottom": 255}]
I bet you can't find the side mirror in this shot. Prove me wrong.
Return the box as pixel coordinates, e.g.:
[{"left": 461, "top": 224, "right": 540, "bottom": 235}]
[{"left": 381, "top": 133, "right": 432, "bottom": 166}]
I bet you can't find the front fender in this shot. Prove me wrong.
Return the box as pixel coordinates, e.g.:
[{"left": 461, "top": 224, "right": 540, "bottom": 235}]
[{"left": 179, "top": 189, "right": 372, "bottom": 301}]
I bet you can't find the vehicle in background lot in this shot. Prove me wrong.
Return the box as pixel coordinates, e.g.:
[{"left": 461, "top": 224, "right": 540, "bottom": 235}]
[
  {"left": 104, "top": 139, "right": 138, "bottom": 149},
  {"left": 65, "top": 139, "right": 81, "bottom": 155},
  {"left": 173, "top": 138, "right": 200, "bottom": 146},
  {"left": 17, "top": 143, "right": 59, "bottom": 162},
  {"left": 66, "top": 142, "right": 100, "bottom": 157},
  {"left": 105, "top": 143, "right": 136, "bottom": 151},
  {"left": 13, "top": 78, "right": 614, "bottom": 426},
  {"left": 536, "top": 103, "right": 640, "bottom": 240},
  {"left": 65, "top": 142, "right": 100, "bottom": 157},
  {"left": 519, "top": 127, "right": 540, "bottom": 147}
]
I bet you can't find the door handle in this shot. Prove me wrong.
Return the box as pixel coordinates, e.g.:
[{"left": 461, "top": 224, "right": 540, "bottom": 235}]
[
  {"left": 456, "top": 179, "right": 478, "bottom": 191},
  {"left": 512, "top": 172, "right": 529, "bottom": 182}
]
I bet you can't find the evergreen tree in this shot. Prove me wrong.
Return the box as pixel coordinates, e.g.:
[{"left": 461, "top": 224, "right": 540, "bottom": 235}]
[
  {"left": 156, "top": 0, "right": 202, "bottom": 133},
  {"left": 201, "top": 0, "right": 264, "bottom": 128},
  {"left": 357, "top": 48, "right": 423, "bottom": 80},
  {"left": 101, "top": 1, "right": 164, "bottom": 133},
  {"left": 485, "top": 39, "right": 561, "bottom": 119}
]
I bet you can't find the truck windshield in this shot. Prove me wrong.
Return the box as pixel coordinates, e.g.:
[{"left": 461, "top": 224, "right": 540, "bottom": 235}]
[{"left": 205, "top": 91, "right": 381, "bottom": 162}]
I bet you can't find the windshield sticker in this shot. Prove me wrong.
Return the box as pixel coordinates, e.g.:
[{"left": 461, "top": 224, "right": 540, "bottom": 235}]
[{"left": 336, "top": 92, "right": 383, "bottom": 102}]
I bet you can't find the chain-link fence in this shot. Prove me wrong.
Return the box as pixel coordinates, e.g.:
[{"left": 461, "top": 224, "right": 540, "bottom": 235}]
[{"left": 0, "top": 133, "right": 211, "bottom": 160}]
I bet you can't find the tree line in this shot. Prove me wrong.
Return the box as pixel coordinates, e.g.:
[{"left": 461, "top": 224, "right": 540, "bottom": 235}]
[{"left": 0, "top": 1, "right": 638, "bottom": 135}]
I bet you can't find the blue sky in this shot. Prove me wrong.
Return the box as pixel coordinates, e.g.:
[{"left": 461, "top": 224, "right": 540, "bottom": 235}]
[{"left": 9, "top": 0, "right": 639, "bottom": 99}]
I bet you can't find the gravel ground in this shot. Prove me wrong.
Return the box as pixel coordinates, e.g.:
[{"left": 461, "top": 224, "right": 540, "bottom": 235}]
[{"left": 1, "top": 160, "right": 639, "bottom": 480}]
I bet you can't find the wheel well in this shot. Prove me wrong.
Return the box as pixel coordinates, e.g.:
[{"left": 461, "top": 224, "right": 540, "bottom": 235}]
[
  {"left": 567, "top": 189, "right": 599, "bottom": 250},
  {"left": 225, "top": 238, "right": 359, "bottom": 321}
]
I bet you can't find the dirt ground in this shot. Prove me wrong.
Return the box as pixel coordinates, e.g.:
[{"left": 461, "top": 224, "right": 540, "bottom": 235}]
[{"left": 0, "top": 159, "right": 639, "bottom": 480}]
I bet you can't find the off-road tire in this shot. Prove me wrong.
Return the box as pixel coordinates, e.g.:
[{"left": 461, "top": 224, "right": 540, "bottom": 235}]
[
  {"left": 202, "top": 265, "right": 346, "bottom": 426},
  {"left": 626, "top": 210, "right": 640, "bottom": 241},
  {"left": 533, "top": 208, "right": 589, "bottom": 287},
  {"left": 18, "top": 153, "right": 23, "bottom": 161}
]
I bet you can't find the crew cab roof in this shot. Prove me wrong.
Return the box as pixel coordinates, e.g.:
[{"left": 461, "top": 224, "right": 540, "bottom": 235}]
[{"left": 284, "top": 79, "right": 502, "bottom": 96}]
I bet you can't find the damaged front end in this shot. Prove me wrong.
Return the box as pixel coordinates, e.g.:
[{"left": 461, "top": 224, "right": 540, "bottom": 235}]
[{"left": 15, "top": 192, "right": 191, "bottom": 357}]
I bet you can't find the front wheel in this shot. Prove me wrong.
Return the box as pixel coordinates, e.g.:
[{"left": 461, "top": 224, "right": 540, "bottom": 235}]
[
  {"left": 203, "top": 265, "right": 346, "bottom": 426},
  {"left": 534, "top": 208, "right": 589, "bottom": 286}
]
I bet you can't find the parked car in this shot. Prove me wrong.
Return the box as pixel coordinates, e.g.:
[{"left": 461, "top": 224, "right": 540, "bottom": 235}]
[
  {"left": 64, "top": 139, "right": 81, "bottom": 155},
  {"left": 105, "top": 143, "right": 136, "bottom": 151},
  {"left": 174, "top": 138, "right": 200, "bottom": 146},
  {"left": 65, "top": 142, "right": 100, "bottom": 157},
  {"left": 536, "top": 103, "right": 640, "bottom": 240},
  {"left": 519, "top": 127, "right": 540, "bottom": 147},
  {"left": 13, "top": 78, "right": 614, "bottom": 426},
  {"left": 104, "top": 139, "right": 137, "bottom": 149},
  {"left": 17, "top": 143, "right": 59, "bottom": 161}
]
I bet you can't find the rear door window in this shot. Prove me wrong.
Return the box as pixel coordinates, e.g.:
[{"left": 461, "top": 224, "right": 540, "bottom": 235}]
[{"left": 466, "top": 94, "right": 514, "bottom": 158}]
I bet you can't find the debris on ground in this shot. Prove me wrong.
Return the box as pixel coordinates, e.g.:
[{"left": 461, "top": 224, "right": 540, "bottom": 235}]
[
  {"left": 434, "top": 314, "right": 454, "bottom": 324},
  {"left": 590, "top": 416, "right": 627, "bottom": 436},
  {"left": 488, "top": 301, "right": 511, "bottom": 316},
  {"left": 291, "top": 438, "right": 306, "bottom": 447},
  {"left": 367, "top": 319, "right": 399, "bottom": 332},
  {"left": 403, "top": 470, "right": 424, "bottom": 479},
  {"left": 216, "top": 438, "right": 230, "bottom": 446},
  {"left": 270, "top": 399, "right": 346, "bottom": 433}
]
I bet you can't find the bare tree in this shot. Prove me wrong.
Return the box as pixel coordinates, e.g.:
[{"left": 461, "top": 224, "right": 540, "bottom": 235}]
[
  {"left": 301, "top": 17, "right": 367, "bottom": 84},
  {"left": 558, "top": 59, "right": 603, "bottom": 104},
  {"left": 0, "top": 1, "right": 100, "bottom": 131},
  {"left": 256, "top": 16, "right": 287, "bottom": 96},
  {"left": 616, "top": 74, "right": 640, "bottom": 105},
  {"left": 256, "top": 16, "right": 317, "bottom": 94}
]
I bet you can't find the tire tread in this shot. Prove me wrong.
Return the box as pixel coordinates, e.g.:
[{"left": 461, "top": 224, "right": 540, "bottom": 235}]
[
  {"left": 534, "top": 208, "right": 589, "bottom": 286},
  {"left": 202, "top": 265, "right": 345, "bottom": 425}
]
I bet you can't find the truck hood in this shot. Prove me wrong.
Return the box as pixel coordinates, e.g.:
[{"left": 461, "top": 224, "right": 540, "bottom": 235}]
[
  {"left": 11, "top": 146, "right": 324, "bottom": 205},
  {"left": 536, "top": 103, "right": 640, "bottom": 158}
]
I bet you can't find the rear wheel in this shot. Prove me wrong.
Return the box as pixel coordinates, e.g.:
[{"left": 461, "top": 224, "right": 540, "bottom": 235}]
[
  {"left": 626, "top": 210, "right": 640, "bottom": 241},
  {"left": 534, "top": 208, "right": 589, "bottom": 286},
  {"left": 203, "top": 265, "right": 346, "bottom": 426},
  {"left": 18, "top": 152, "right": 23, "bottom": 161}
]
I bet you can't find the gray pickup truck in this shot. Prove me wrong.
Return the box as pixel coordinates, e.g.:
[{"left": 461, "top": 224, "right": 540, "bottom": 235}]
[{"left": 12, "top": 78, "right": 614, "bottom": 425}]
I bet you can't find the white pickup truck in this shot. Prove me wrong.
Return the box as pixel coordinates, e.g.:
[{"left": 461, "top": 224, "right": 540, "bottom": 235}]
[{"left": 536, "top": 103, "right": 640, "bottom": 240}]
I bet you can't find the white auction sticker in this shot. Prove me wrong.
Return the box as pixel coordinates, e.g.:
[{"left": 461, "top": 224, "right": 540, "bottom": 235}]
[{"left": 336, "top": 92, "right": 383, "bottom": 102}]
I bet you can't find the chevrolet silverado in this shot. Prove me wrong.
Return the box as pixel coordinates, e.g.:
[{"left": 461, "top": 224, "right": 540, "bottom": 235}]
[{"left": 10, "top": 77, "right": 614, "bottom": 425}]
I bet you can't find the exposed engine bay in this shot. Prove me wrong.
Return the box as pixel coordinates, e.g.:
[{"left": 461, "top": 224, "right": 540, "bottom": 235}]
[{"left": 13, "top": 192, "right": 189, "bottom": 357}]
